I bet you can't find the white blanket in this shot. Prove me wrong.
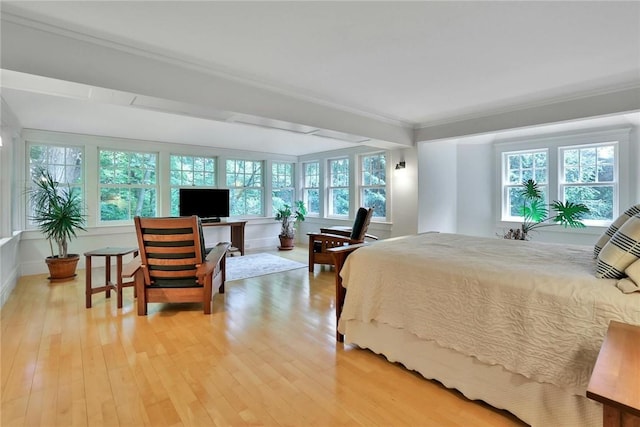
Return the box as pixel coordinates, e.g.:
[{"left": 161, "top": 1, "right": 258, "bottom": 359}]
[{"left": 338, "top": 233, "right": 640, "bottom": 394}]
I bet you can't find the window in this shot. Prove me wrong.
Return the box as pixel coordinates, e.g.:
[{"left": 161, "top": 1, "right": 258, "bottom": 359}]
[
  {"left": 328, "top": 158, "right": 349, "bottom": 216},
  {"left": 499, "top": 129, "right": 625, "bottom": 226},
  {"left": 28, "top": 144, "right": 83, "bottom": 225},
  {"left": 502, "top": 149, "right": 548, "bottom": 220},
  {"left": 560, "top": 143, "right": 616, "bottom": 223},
  {"left": 99, "top": 150, "right": 157, "bottom": 221},
  {"left": 272, "top": 162, "right": 294, "bottom": 212},
  {"left": 360, "top": 153, "right": 387, "bottom": 219},
  {"left": 302, "top": 161, "right": 320, "bottom": 215},
  {"left": 226, "top": 159, "right": 263, "bottom": 216},
  {"left": 169, "top": 154, "right": 216, "bottom": 216}
]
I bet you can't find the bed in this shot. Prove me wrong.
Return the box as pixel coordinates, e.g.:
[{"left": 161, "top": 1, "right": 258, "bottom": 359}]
[{"left": 332, "top": 232, "right": 640, "bottom": 427}]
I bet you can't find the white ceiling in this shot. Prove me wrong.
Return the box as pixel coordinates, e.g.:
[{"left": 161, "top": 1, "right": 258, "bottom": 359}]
[{"left": 1, "top": 1, "right": 639, "bottom": 155}]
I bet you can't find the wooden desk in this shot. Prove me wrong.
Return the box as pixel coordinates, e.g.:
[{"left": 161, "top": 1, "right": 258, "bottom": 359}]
[
  {"left": 85, "top": 247, "right": 139, "bottom": 309},
  {"left": 587, "top": 321, "right": 640, "bottom": 427},
  {"left": 201, "top": 220, "right": 247, "bottom": 255}
]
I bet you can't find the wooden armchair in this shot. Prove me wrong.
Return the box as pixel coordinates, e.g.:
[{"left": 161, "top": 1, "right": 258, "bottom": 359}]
[
  {"left": 308, "top": 207, "right": 376, "bottom": 272},
  {"left": 124, "top": 216, "right": 229, "bottom": 315}
]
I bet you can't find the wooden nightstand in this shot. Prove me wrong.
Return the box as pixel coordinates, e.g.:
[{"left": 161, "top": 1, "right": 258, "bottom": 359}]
[{"left": 587, "top": 321, "right": 640, "bottom": 427}]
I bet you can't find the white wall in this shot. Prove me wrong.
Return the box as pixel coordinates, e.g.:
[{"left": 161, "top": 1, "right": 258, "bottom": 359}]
[
  {"left": 456, "top": 141, "right": 495, "bottom": 237},
  {"left": 0, "top": 234, "right": 21, "bottom": 307},
  {"left": 14, "top": 129, "right": 299, "bottom": 275},
  {"left": 18, "top": 220, "right": 283, "bottom": 276},
  {"left": 417, "top": 140, "right": 457, "bottom": 233},
  {"left": 0, "top": 99, "right": 22, "bottom": 307},
  {"left": 296, "top": 146, "right": 417, "bottom": 241},
  {"left": 415, "top": 88, "right": 640, "bottom": 143},
  {"left": 14, "top": 129, "right": 419, "bottom": 276},
  {"left": 389, "top": 147, "right": 419, "bottom": 237},
  {"left": 633, "top": 126, "right": 640, "bottom": 202},
  {"left": 418, "top": 116, "right": 640, "bottom": 246}
]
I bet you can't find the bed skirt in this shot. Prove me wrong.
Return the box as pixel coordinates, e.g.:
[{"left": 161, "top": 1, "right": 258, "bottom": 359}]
[{"left": 342, "top": 319, "right": 602, "bottom": 427}]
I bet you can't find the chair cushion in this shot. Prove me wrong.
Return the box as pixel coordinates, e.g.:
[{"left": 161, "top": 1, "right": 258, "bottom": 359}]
[{"left": 151, "top": 277, "right": 202, "bottom": 288}]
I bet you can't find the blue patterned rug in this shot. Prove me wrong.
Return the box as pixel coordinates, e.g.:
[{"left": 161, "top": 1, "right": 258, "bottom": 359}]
[{"left": 226, "top": 253, "right": 306, "bottom": 281}]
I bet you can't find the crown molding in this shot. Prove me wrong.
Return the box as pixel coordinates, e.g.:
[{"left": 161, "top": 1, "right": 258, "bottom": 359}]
[{"left": 416, "top": 82, "right": 640, "bottom": 130}]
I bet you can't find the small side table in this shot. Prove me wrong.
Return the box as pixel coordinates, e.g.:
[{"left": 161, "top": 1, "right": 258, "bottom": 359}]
[
  {"left": 587, "top": 321, "right": 640, "bottom": 427},
  {"left": 85, "top": 247, "right": 139, "bottom": 309}
]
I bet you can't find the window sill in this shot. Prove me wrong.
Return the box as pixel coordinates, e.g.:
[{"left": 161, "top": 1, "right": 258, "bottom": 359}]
[{"left": 497, "top": 221, "right": 605, "bottom": 236}]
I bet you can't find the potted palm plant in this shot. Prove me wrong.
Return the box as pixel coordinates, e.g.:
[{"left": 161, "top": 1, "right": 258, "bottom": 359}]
[
  {"left": 29, "top": 168, "right": 87, "bottom": 281},
  {"left": 503, "top": 179, "right": 590, "bottom": 240},
  {"left": 275, "top": 200, "right": 306, "bottom": 250}
]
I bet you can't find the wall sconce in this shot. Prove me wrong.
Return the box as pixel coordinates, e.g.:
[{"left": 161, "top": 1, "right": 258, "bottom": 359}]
[{"left": 395, "top": 161, "right": 406, "bottom": 170}]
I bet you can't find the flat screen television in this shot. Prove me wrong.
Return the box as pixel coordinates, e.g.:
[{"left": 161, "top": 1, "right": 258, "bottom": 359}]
[{"left": 179, "top": 188, "right": 230, "bottom": 222}]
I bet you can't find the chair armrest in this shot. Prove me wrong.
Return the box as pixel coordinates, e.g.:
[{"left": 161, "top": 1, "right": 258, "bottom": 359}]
[
  {"left": 197, "top": 242, "right": 230, "bottom": 277},
  {"left": 364, "top": 233, "right": 378, "bottom": 240},
  {"left": 122, "top": 256, "right": 141, "bottom": 278},
  {"left": 308, "top": 232, "right": 357, "bottom": 244},
  {"left": 319, "top": 228, "right": 351, "bottom": 237}
]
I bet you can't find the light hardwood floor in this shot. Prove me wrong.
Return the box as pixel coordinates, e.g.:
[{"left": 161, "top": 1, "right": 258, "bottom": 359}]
[{"left": 1, "top": 247, "right": 527, "bottom": 426}]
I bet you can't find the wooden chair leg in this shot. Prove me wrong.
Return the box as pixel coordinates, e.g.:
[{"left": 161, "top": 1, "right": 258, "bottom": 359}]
[
  {"left": 135, "top": 271, "right": 147, "bottom": 315},
  {"left": 219, "top": 256, "right": 226, "bottom": 294},
  {"left": 203, "top": 276, "right": 213, "bottom": 315},
  {"left": 308, "top": 238, "right": 315, "bottom": 272}
]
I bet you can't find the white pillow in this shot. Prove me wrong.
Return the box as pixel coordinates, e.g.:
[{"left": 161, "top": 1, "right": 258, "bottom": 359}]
[
  {"left": 616, "top": 278, "right": 640, "bottom": 294},
  {"left": 625, "top": 258, "right": 640, "bottom": 284},
  {"left": 596, "top": 213, "right": 640, "bottom": 279},
  {"left": 594, "top": 204, "right": 640, "bottom": 258}
]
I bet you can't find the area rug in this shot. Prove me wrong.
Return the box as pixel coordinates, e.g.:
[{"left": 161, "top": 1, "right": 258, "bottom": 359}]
[{"left": 226, "top": 253, "right": 306, "bottom": 281}]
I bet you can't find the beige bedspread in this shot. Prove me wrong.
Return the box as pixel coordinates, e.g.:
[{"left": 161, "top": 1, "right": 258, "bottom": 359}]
[{"left": 338, "top": 233, "right": 640, "bottom": 394}]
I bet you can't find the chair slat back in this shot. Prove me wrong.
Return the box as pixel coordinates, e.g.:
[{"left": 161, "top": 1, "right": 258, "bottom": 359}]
[
  {"left": 134, "top": 216, "right": 205, "bottom": 286},
  {"left": 350, "top": 208, "right": 374, "bottom": 241}
]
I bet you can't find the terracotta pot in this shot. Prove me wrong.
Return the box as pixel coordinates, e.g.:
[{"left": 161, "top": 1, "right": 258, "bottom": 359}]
[
  {"left": 45, "top": 254, "right": 80, "bottom": 282},
  {"left": 278, "top": 235, "right": 295, "bottom": 250}
]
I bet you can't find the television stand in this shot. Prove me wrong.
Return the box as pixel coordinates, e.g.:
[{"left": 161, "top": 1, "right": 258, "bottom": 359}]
[
  {"left": 201, "top": 217, "right": 221, "bottom": 223},
  {"left": 201, "top": 220, "right": 247, "bottom": 255}
]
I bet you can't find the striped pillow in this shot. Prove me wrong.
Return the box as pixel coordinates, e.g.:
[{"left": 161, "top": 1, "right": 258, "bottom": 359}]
[
  {"left": 593, "top": 204, "right": 640, "bottom": 258},
  {"left": 596, "top": 213, "right": 640, "bottom": 279}
]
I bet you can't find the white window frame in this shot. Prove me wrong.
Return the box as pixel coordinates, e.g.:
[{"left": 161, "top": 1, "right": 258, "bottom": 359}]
[
  {"left": 496, "top": 128, "right": 631, "bottom": 229},
  {"left": 359, "top": 152, "right": 388, "bottom": 221},
  {"left": 98, "top": 148, "right": 158, "bottom": 223},
  {"left": 302, "top": 161, "right": 320, "bottom": 216},
  {"left": 271, "top": 161, "right": 295, "bottom": 214},
  {"left": 226, "top": 159, "right": 264, "bottom": 217},
  {"left": 169, "top": 154, "right": 217, "bottom": 217},
  {"left": 501, "top": 148, "right": 549, "bottom": 222},
  {"left": 27, "top": 142, "right": 84, "bottom": 228},
  {"left": 558, "top": 142, "right": 618, "bottom": 227},
  {"left": 327, "top": 157, "right": 350, "bottom": 217}
]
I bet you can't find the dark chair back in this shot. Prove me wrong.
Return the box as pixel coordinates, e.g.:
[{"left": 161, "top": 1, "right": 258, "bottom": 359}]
[{"left": 350, "top": 207, "right": 374, "bottom": 241}]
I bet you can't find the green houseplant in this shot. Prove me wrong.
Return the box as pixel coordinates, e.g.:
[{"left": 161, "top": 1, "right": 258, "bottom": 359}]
[
  {"left": 29, "top": 168, "right": 87, "bottom": 281},
  {"left": 275, "top": 200, "right": 307, "bottom": 250},
  {"left": 504, "top": 179, "right": 590, "bottom": 240}
]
